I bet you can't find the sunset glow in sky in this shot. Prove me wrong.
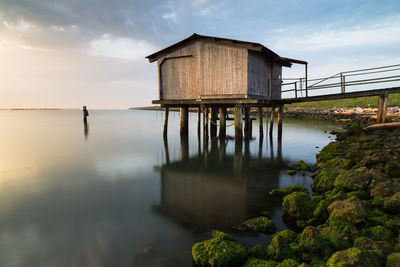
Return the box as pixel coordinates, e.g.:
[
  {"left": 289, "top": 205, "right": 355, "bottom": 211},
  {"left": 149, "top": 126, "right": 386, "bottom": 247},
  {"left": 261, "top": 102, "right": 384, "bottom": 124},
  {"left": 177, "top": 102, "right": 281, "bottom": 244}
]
[{"left": 0, "top": 0, "right": 399, "bottom": 109}]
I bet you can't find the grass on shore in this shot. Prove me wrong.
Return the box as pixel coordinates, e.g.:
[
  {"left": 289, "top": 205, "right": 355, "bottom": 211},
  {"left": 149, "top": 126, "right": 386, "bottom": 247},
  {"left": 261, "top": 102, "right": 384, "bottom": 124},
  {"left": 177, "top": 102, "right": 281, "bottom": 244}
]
[{"left": 288, "top": 93, "right": 400, "bottom": 109}]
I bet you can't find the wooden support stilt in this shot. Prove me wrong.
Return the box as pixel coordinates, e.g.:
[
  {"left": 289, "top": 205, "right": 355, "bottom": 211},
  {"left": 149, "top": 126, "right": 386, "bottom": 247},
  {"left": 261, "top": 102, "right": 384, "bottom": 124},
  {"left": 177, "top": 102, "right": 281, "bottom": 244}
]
[
  {"left": 197, "top": 106, "right": 201, "bottom": 135},
  {"left": 210, "top": 107, "right": 218, "bottom": 138},
  {"left": 219, "top": 138, "right": 226, "bottom": 163},
  {"left": 234, "top": 105, "right": 243, "bottom": 140},
  {"left": 218, "top": 107, "right": 226, "bottom": 139},
  {"left": 163, "top": 135, "right": 170, "bottom": 164},
  {"left": 163, "top": 107, "right": 169, "bottom": 138},
  {"left": 377, "top": 93, "right": 388, "bottom": 123},
  {"left": 203, "top": 106, "right": 209, "bottom": 140},
  {"left": 180, "top": 107, "right": 188, "bottom": 136},
  {"left": 278, "top": 105, "right": 283, "bottom": 138},
  {"left": 269, "top": 106, "right": 275, "bottom": 136},
  {"left": 258, "top": 106, "right": 263, "bottom": 139},
  {"left": 244, "top": 107, "right": 250, "bottom": 140}
]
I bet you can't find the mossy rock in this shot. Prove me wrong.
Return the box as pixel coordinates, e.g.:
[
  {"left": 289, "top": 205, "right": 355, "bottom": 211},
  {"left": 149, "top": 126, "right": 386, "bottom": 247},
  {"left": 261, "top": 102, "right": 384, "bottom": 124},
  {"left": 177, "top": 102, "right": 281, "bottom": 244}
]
[
  {"left": 267, "top": 229, "right": 298, "bottom": 261},
  {"left": 322, "top": 157, "right": 352, "bottom": 170},
  {"left": 192, "top": 231, "right": 247, "bottom": 267},
  {"left": 384, "top": 192, "right": 400, "bottom": 214},
  {"left": 281, "top": 259, "right": 300, "bottom": 267},
  {"left": 327, "top": 196, "right": 366, "bottom": 224},
  {"left": 298, "top": 226, "right": 332, "bottom": 259},
  {"left": 387, "top": 252, "right": 400, "bottom": 267},
  {"left": 326, "top": 247, "right": 383, "bottom": 267},
  {"left": 370, "top": 181, "right": 400, "bottom": 198},
  {"left": 366, "top": 209, "right": 392, "bottom": 229},
  {"left": 269, "top": 185, "right": 309, "bottom": 197},
  {"left": 316, "top": 142, "right": 346, "bottom": 162},
  {"left": 354, "top": 236, "right": 393, "bottom": 254},
  {"left": 319, "top": 220, "right": 358, "bottom": 251},
  {"left": 311, "top": 169, "right": 341, "bottom": 194},
  {"left": 242, "top": 258, "right": 280, "bottom": 267},
  {"left": 385, "top": 161, "right": 400, "bottom": 178},
  {"left": 295, "top": 160, "right": 310, "bottom": 171},
  {"left": 371, "top": 196, "right": 388, "bottom": 209},
  {"left": 244, "top": 216, "right": 276, "bottom": 234},
  {"left": 333, "top": 167, "right": 376, "bottom": 191},
  {"left": 361, "top": 225, "right": 396, "bottom": 242},
  {"left": 346, "top": 190, "right": 369, "bottom": 200},
  {"left": 248, "top": 244, "right": 267, "bottom": 259},
  {"left": 287, "top": 169, "right": 297, "bottom": 176},
  {"left": 282, "top": 192, "right": 316, "bottom": 220}
]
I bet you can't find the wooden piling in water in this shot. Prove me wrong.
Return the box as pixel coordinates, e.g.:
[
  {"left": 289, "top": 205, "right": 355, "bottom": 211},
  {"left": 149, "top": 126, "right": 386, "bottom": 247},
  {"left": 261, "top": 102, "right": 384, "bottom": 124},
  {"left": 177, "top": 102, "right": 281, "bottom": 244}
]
[
  {"left": 377, "top": 93, "right": 388, "bottom": 123},
  {"left": 258, "top": 106, "right": 263, "bottom": 139},
  {"left": 244, "top": 107, "right": 251, "bottom": 140},
  {"left": 180, "top": 107, "right": 188, "bottom": 136},
  {"left": 197, "top": 107, "right": 201, "bottom": 135},
  {"left": 234, "top": 105, "right": 243, "bottom": 140},
  {"left": 203, "top": 106, "right": 209, "bottom": 140},
  {"left": 210, "top": 107, "right": 218, "bottom": 138},
  {"left": 278, "top": 105, "right": 283, "bottom": 138},
  {"left": 163, "top": 107, "right": 169, "bottom": 138},
  {"left": 219, "top": 107, "right": 226, "bottom": 139},
  {"left": 269, "top": 106, "right": 275, "bottom": 136}
]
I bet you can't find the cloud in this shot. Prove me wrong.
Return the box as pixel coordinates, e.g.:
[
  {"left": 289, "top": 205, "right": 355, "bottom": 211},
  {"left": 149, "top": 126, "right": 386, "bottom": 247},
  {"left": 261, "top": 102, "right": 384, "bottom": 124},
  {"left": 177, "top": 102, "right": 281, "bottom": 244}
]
[
  {"left": 267, "top": 15, "right": 400, "bottom": 51},
  {"left": 89, "top": 34, "right": 159, "bottom": 60}
]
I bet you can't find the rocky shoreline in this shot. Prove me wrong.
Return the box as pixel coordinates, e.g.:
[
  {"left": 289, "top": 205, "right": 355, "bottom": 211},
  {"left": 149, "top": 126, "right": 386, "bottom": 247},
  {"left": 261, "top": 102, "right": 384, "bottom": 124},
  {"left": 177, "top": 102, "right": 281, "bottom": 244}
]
[{"left": 191, "top": 119, "right": 400, "bottom": 266}]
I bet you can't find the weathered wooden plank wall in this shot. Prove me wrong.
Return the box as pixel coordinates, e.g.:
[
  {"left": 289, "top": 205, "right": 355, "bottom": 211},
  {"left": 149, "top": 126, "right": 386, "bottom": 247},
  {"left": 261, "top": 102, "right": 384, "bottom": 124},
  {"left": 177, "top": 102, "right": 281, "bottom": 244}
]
[
  {"left": 247, "top": 50, "right": 271, "bottom": 98},
  {"left": 271, "top": 61, "right": 282, "bottom": 100},
  {"left": 198, "top": 42, "right": 248, "bottom": 99},
  {"left": 159, "top": 42, "right": 199, "bottom": 100}
]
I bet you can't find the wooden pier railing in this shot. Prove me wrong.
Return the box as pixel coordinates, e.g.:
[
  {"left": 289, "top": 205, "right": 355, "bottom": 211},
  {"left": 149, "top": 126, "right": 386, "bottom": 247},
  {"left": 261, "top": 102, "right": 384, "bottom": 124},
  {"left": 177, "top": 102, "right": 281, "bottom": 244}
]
[{"left": 281, "top": 64, "right": 400, "bottom": 99}]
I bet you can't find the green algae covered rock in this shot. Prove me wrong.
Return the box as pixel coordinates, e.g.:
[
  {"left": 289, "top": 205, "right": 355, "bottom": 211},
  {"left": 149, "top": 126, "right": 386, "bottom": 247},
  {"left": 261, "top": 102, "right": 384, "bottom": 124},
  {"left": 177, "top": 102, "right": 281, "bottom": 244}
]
[
  {"left": 248, "top": 244, "right": 267, "bottom": 259},
  {"left": 327, "top": 196, "right": 366, "bottom": 224},
  {"left": 387, "top": 252, "right": 400, "bottom": 267},
  {"left": 269, "top": 185, "right": 309, "bottom": 197},
  {"left": 192, "top": 230, "right": 247, "bottom": 267},
  {"left": 244, "top": 216, "right": 276, "bottom": 234},
  {"left": 297, "top": 226, "right": 332, "bottom": 259},
  {"left": 326, "top": 247, "right": 382, "bottom": 267},
  {"left": 316, "top": 142, "right": 346, "bottom": 162},
  {"left": 287, "top": 169, "right": 297, "bottom": 176},
  {"left": 384, "top": 192, "right": 400, "bottom": 214},
  {"left": 242, "top": 258, "right": 280, "bottom": 267},
  {"left": 354, "top": 236, "right": 393, "bottom": 253},
  {"left": 370, "top": 181, "right": 400, "bottom": 198},
  {"left": 361, "top": 225, "right": 396, "bottom": 242},
  {"left": 333, "top": 167, "right": 375, "bottom": 191},
  {"left": 319, "top": 220, "right": 358, "bottom": 251},
  {"left": 322, "top": 157, "right": 352, "bottom": 170},
  {"left": 282, "top": 192, "right": 315, "bottom": 220},
  {"left": 311, "top": 169, "right": 341, "bottom": 194},
  {"left": 385, "top": 161, "right": 400, "bottom": 177},
  {"left": 267, "top": 229, "right": 298, "bottom": 261},
  {"left": 281, "top": 258, "right": 300, "bottom": 267},
  {"left": 295, "top": 160, "right": 310, "bottom": 171}
]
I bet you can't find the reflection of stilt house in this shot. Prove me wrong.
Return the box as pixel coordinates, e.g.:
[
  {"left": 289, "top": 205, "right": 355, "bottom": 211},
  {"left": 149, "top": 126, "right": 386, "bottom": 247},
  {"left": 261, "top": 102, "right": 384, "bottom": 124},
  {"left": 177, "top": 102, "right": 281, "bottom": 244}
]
[
  {"left": 146, "top": 34, "right": 307, "bottom": 139},
  {"left": 154, "top": 140, "right": 288, "bottom": 229}
]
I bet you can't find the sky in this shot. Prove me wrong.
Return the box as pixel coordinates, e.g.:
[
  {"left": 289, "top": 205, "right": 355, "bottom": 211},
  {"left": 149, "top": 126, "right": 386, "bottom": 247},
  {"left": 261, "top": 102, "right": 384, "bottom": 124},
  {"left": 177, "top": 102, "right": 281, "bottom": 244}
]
[{"left": 0, "top": 0, "right": 399, "bottom": 109}]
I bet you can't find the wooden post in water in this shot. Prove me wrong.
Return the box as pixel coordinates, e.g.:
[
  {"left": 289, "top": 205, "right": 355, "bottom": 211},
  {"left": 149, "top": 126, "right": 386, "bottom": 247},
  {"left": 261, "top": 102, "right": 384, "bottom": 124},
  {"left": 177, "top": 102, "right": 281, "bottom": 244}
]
[
  {"left": 234, "top": 105, "right": 243, "bottom": 140},
  {"left": 218, "top": 107, "right": 226, "bottom": 139},
  {"left": 278, "top": 105, "right": 283, "bottom": 138},
  {"left": 244, "top": 107, "right": 251, "bottom": 140},
  {"left": 163, "top": 107, "right": 169, "bottom": 138},
  {"left": 210, "top": 107, "right": 218, "bottom": 138},
  {"left": 377, "top": 93, "right": 388, "bottom": 123},
  {"left": 197, "top": 106, "right": 201, "bottom": 135},
  {"left": 203, "top": 106, "right": 209, "bottom": 141},
  {"left": 269, "top": 106, "right": 275, "bottom": 136},
  {"left": 258, "top": 106, "right": 263, "bottom": 139},
  {"left": 180, "top": 107, "right": 189, "bottom": 136}
]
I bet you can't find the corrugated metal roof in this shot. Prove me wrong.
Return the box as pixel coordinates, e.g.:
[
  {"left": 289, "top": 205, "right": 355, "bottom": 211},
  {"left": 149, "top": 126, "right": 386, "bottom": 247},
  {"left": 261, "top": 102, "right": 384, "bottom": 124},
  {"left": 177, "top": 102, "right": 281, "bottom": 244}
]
[{"left": 146, "top": 33, "right": 307, "bottom": 66}]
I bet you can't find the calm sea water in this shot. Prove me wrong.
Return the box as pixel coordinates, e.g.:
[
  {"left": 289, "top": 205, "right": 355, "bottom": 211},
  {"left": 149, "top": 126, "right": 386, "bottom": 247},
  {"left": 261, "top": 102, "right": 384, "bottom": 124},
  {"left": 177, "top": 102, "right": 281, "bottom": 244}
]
[{"left": 0, "top": 110, "right": 340, "bottom": 267}]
